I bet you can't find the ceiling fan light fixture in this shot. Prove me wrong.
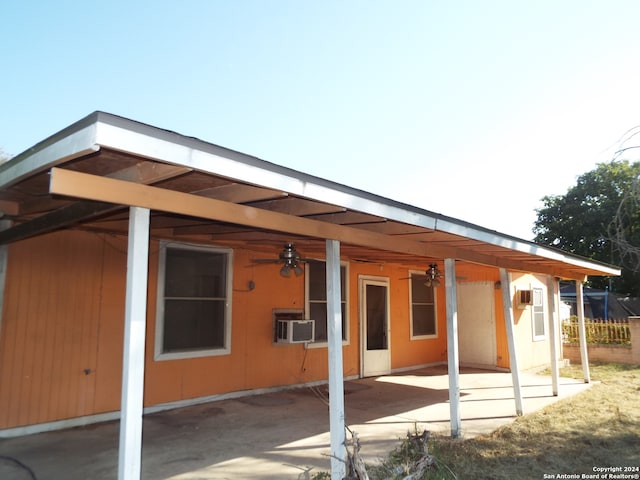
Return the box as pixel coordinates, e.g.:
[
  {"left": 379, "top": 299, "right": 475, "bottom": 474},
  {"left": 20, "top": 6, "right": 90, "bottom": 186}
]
[
  {"left": 424, "top": 263, "right": 441, "bottom": 287},
  {"left": 279, "top": 243, "right": 304, "bottom": 277},
  {"left": 280, "top": 264, "right": 291, "bottom": 277}
]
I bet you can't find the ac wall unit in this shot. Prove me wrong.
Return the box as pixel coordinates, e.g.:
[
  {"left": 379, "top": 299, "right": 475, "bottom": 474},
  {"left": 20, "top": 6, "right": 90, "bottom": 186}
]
[
  {"left": 276, "top": 319, "right": 315, "bottom": 344},
  {"left": 516, "top": 289, "right": 533, "bottom": 309}
]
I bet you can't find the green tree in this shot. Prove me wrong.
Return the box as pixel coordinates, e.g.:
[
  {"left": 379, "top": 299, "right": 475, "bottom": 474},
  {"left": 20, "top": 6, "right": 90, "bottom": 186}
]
[{"left": 533, "top": 160, "right": 640, "bottom": 295}]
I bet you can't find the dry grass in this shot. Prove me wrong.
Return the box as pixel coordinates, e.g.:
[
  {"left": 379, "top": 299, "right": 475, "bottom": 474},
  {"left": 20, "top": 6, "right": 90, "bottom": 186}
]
[{"left": 427, "top": 363, "right": 640, "bottom": 480}]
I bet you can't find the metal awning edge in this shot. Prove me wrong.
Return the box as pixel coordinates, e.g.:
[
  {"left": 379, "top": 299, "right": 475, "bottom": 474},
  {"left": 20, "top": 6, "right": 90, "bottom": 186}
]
[
  {"left": 2, "top": 111, "right": 622, "bottom": 278},
  {"left": 0, "top": 113, "right": 100, "bottom": 190},
  {"left": 92, "top": 113, "right": 620, "bottom": 277},
  {"left": 93, "top": 115, "right": 439, "bottom": 231}
]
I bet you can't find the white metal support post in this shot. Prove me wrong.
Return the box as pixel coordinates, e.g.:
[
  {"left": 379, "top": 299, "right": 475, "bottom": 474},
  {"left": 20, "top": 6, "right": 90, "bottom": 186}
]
[
  {"left": 576, "top": 280, "right": 591, "bottom": 383},
  {"left": 326, "top": 239, "right": 346, "bottom": 479},
  {"left": 546, "top": 276, "right": 560, "bottom": 396},
  {"left": 499, "top": 268, "right": 523, "bottom": 415},
  {"left": 444, "top": 258, "right": 461, "bottom": 438},
  {"left": 118, "top": 207, "right": 150, "bottom": 480}
]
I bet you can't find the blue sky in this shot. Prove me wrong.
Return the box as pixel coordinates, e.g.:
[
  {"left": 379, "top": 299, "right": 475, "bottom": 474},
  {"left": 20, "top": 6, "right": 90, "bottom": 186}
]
[{"left": 2, "top": 1, "right": 640, "bottom": 240}]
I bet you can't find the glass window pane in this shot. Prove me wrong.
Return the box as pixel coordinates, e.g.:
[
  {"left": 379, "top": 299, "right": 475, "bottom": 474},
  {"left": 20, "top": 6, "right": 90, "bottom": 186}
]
[
  {"left": 165, "top": 248, "right": 227, "bottom": 298},
  {"left": 310, "top": 302, "right": 327, "bottom": 341},
  {"left": 309, "top": 302, "right": 347, "bottom": 342},
  {"left": 413, "top": 304, "right": 436, "bottom": 336},
  {"left": 163, "top": 299, "right": 226, "bottom": 352},
  {"left": 533, "top": 288, "right": 545, "bottom": 337},
  {"left": 533, "top": 288, "right": 544, "bottom": 307},
  {"left": 534, "top": 311, "right": 545, "bottom": 337},
  {"left": 308, "top": 261, "right": 327, "bottom": 301},
  {"left": 411, "top": 276, "right": 434, "bottom": 303},
  {"left": 307, "top": 260, "right": 347, "bottom": 342}
]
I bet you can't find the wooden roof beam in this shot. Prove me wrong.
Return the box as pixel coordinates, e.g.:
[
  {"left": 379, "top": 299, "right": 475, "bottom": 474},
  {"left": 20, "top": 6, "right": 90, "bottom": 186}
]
[
  {"left": 248, "top": 197, "right": 347, "bottom": 216},
  {"left": 47, "top": 167, "right": 596, "bottom": 279},
  {"left": 0, "top": 163, "right": 191, "bottom": 244},
  {"left": 193, "top": 183, "right": 288, "bottom": 203},
  {"left": 48, "top": 168, "right": 454, "bottom": 258},
  {"left": 0, "top": 200, "right": 120, "bottom": 244}
]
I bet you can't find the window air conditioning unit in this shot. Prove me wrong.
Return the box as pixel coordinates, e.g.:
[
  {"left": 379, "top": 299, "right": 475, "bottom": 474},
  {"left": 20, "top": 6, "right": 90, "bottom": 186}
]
[
  {"left": 276, "top": 319, "right": 315, "bottom": 344},
  {"left": 516, "top": 289, "right": 533, "bottom": 309}
]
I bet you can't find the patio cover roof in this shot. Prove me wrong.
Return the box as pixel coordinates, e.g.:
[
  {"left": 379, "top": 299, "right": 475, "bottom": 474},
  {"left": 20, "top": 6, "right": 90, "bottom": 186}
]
[{"left": 0, "top": 111, "right": 621, "bottom": 281}]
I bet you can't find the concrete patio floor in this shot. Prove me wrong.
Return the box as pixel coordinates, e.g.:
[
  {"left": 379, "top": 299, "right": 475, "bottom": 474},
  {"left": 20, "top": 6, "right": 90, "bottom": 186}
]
[{"left": 0, "top": 366, "right": 592, "bottom": 480}]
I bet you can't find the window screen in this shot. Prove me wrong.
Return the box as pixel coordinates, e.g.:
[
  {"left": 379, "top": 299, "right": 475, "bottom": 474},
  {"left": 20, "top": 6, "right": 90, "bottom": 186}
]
[
  {"left": 157, "top": 243, "right": 232, "bottom": 358},
  {"left": 532, "top": 287, "right": 545, "bottom": 339},
  {"left": 410, "top": 273, "right": 437, "bottom": 337},
  {"left": 306, "top": 260, "right": 347, "bottom": 342}
]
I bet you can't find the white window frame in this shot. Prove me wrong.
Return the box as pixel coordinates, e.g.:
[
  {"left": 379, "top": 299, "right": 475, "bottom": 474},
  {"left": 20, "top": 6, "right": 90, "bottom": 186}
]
[
  {"left": 532, "top": 286, "right": 546, "bottom": 341},
  {"left": 155, "top": 241, "right": 233, "bottom": 361},
  {"left": 304, "top": 259, "right": 350, "bottom": 348},
  {"left": 409, "top": 269, "right": 438, "bottom": 339}
]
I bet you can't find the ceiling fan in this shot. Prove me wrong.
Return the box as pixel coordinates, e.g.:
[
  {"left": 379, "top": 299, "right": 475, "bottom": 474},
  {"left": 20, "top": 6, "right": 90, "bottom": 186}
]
[
  {"left": 252, "top": 243, "right": 310, "bottom": 277},
  {"left": 421, "top": 263, "right": 443, "bottom": 287},
  {"left": 399, "top": 263, "right": 443, "bottom": 287}
]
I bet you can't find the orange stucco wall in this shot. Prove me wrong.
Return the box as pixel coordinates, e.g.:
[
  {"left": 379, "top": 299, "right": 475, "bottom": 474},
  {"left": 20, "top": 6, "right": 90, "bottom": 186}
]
[
  {"left": 0, "top": 231, "right": 127, "bottom": 428},
  {"left": 0, "top": 230, "right": 456, "bottom": 430},
  {"left": 144, "top": 247, "right": 450, "bottom": 405}
]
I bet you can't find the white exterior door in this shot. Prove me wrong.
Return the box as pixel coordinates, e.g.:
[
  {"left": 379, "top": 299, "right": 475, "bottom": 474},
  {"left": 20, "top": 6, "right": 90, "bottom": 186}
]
[
  {"left": 457, "top": 281, "right": 496, "bottom": 368},
  {"left": 360, "top": 276, "right": 391, "bottom": 377}
]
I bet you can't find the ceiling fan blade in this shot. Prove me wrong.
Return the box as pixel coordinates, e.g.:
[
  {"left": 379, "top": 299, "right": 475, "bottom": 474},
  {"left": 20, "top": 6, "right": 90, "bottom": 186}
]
[{"left": 251, "top": 258, "right": 282, "bottom": 264}]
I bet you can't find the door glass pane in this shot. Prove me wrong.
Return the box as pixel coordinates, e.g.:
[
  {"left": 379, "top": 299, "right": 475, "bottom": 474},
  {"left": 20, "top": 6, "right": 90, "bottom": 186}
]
[{"left": 366, "top": 284, "right": 387, "bottom": 350}]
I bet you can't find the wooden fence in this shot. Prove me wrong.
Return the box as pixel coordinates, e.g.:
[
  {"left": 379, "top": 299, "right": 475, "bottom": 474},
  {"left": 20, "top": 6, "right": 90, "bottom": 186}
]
[
  {"left": 562, "top": 317, "right": 630, "bottom": 345},
  {"left": 562, "top": 316, "right": 640, "bottom": 365}
]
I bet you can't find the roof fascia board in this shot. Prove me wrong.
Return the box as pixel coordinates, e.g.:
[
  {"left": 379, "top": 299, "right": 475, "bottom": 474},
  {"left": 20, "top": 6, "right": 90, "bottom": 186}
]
[
  {"left": 0, "top": 114, "right": 100, "bottom": 190},
  {"left": 4, "top": 111, "right": 620, "bottom": 279},
  {"left": 434, "top": 218, "right": 621, "bottom": 277}
]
